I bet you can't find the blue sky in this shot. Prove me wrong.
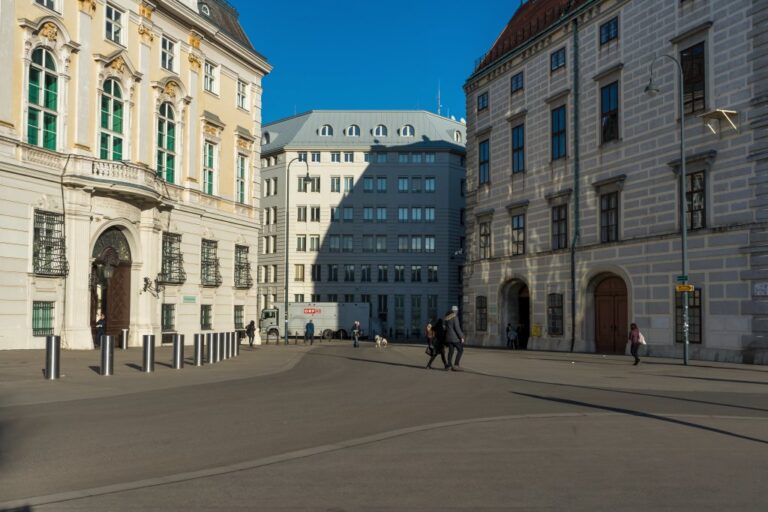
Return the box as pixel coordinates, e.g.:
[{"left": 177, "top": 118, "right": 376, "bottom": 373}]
[{"left": 236, "top": 0, "right": 517, "bottom": 124}]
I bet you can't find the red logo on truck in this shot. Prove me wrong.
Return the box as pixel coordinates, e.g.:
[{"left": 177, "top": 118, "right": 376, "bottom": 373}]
[{"left": 304, "top": 308, "right": 321, "bottom": 315}]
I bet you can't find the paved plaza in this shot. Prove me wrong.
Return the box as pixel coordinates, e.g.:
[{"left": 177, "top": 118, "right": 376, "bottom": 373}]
[{"left": 0, "top": 343, "right": 766, "bottom": 511}]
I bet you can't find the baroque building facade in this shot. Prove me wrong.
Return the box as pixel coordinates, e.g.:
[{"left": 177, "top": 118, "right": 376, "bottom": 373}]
[
  {"left": 462, "top": 0, "right": 768, "bottom": 363},
  {"left": 259, "top": 110, "right": 466, "bottom": 338},
  {"left": 0, "top": 0, "right": 269, "bottom": 349}
]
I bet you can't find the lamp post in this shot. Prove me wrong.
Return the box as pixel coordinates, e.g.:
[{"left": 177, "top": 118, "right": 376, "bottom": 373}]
[
  {"left": 284, "top": 157, "right": 311, "bottom": 346},
  {"left": 645, "top": 55, "right": 689, "bottom": 365}
]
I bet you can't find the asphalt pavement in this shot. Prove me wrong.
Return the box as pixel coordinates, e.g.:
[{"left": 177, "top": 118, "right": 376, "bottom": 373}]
[{"left": 1, "top": 342, "right": 766, "bottom": 511}]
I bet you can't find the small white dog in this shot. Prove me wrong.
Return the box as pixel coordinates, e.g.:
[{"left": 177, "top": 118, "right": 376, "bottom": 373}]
[{"left": 374, "top": 335, "right": 388, "bottom": 349}]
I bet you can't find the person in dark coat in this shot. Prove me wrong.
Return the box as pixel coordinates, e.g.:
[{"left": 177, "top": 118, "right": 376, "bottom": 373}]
[
  {"left": 95, "top": 313, "right": 106, "bottom": 347},
  {"left": 304, "top": 319, "right": 315, "bottom": 345},
  {"left": 444, "top": 306, "right": 465, "bottom": 371},
  {"left": 351, "top": 320, "right": 361, "bottom": 348},
  {"left": 246, "top": 320, "right": 256, "bottom": 348},
  {"left": 426, "top": 318, "right": 450, "bottom": 370}
]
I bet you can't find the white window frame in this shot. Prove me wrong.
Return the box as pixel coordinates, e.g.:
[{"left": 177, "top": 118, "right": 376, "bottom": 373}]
[
  {"left": 204, "top": 61, "right": 218, "bottom": 94},
  {"left": 161, "top": 36, "right": 176, "bottom": 72},
  {"left": 237, "top": 79, "right": 248, "bottom": 110},
  {"left": 105, "top": 3, "right": 124, "bottom": 45}
]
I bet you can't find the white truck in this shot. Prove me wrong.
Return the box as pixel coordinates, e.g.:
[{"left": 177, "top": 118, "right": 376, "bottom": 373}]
[{"left": 259, "top": 302, "right": 371, "bottom": 341}]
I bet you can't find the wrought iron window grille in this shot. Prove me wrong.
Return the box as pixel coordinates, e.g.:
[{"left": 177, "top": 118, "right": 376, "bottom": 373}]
[{"left": 33, "top": 210, "right": 69, "bottom": 277}]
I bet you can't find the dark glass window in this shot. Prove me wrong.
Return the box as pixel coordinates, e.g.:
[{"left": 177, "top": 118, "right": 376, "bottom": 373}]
[
  {"left": 201, "top": 239, "right": 221, "bottom": 287},
  {"left": 328, "top": 264, "right": 338, "bottom": 281},
  {"left": 479, "top": 220, "right": 491, "bottom": 259},
  {"left": 681, "top": 42, "right": 706, "bottom": 114},
  {"left": 162, "top": 304, "right": 175, "bottom": 331},
  {"left": 477, "top": 91, "right": 488, "bottom": 111},
  {"left": 479, "top": 139, "right": 490, "bottom": 184},
  {"left": 234, "top": 305, "right": 244, "bottom": 329},
  {"left": 600, "top": 192, "right": 619, "bottom": 243},
  {"left": 160, "top": 232, "right": 186, "bottom": 284},
  {"left": 551, "top": 48, "right": 566, "bottom": 71},
  {"left": 512, "top": 124, "right": 525, "bottom": 173},
  {"left": 676, "top": 287, "right": 702, "bottom": 344},
  {"left": 200, "top": 305, "right": 212, "bottom": 330},
  {"left": 511, "top": 213, "right": 525, "bottom": 256},
  {"left": 510, "top": 72, "right": 524, "bottom": 93},
  {"left": 552, "top": 204, "right": 568, "bottom": 250},
  {"left": 311, "top": 264, "right": 321, "bottom": 282},
  {"left": 547, "top": 294, "right": 564, "bottom": 335},
  {"left": 600, "top": 17, "right": 618, "bottom": 45},
  {"left": 551, "top": 106, "right": 567, "bottom": 160},
  {"left": 33, "top": 210, "right": 68, "bottom": 276},
  {"left": 476, "top": 296, "right": 487, "bottom": 331},
  {"left": 600, "top": 81, "right": 619, "bottom": 143},
  {"left": 234, "top": 245, "right": 253, "bottom": 288},
  {"left": 686, "top": 171, "right": 706, "bottom": 230}
]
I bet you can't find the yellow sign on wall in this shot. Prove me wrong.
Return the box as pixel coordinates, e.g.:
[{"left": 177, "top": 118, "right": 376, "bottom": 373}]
[
  {"left": 675, "top": 284, "right": 695, "bottom": 293},
  {"left": 531, "top": 324, "right": 541, "bottom": 337}
]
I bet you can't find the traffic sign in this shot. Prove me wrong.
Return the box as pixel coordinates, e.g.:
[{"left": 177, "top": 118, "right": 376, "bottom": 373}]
[
  {"left": 676, "top": 284, "right": 694, "bottom": 293},
  {"left": 676, "top": 275, "right": 688, "bottom": 282}
]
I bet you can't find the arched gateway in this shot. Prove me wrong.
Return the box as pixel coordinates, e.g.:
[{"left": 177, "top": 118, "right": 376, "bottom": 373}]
[
  {"left": 500, "top": 280, "right": 530, "bottom": 349},
  {"left": 90, "top": 227, "right": 132, "bottom": 347}
]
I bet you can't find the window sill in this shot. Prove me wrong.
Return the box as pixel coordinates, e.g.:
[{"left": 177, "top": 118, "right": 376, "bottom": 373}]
[
  {"left": 599, "top": 138, "right": 622, "bottom": 149},
  {"left": 104, "top": 38, "right": 126, "bottom": 51}
]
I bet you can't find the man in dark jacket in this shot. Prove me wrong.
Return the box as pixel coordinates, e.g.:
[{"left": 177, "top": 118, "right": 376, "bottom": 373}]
[
  {"left": 426, "top": 317, "right": 450, "bottom": 370},
  {"left": 444, "top": 306, "right": 465, "bottom": 371}
]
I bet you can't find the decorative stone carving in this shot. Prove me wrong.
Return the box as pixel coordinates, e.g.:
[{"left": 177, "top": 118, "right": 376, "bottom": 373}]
[
  {"left": 138, "top": 25, "right": 155, "bottom": 43},
  {"left": 78, "top": 0, "right": 96, "bottom": 13},
  {"left": 164, "top": 81, "right": 177, "bottom": 98},
  {"left": 109, "top": 56, "right": 125, "bottom": 73},
  {"left": 188, "top": 53, "right": 202, "bottom": 70},
  {"left": 189, "top": 33, "right": 201, "bottom": 49},
  {"left": 39, "top": 22, "right": 58, "bottom": 41},
  {"left": 139, "top": 3, "right": 154, "bottom": 19},
  {"left": 203, "top": 124, "right": 220, "bottom": 137},
  {"left": 237, "top": 138, "right": 252, "bottom": 150}
]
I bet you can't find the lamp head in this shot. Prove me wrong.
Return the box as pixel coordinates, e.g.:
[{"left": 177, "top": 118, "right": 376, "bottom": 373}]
[
  {"left": 644, "top": 77, "right": 660, "bottom": 97},
  {"left": 103, "top": 264, "right": 114, "bottom": 280}
]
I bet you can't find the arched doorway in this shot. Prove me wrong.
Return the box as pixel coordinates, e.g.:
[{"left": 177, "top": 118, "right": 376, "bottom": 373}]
[
  {"left": 90, "top": 227, "right": 132, "bottom": 347},
  {"left": 594, "top": 276, "right": 627, "bottom": 354},
  {"left": 500, "top": 280, "right": 530, "bottom": 349}
]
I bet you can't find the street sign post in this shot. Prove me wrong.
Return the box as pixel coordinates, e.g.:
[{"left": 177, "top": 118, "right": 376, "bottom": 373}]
[
  {"left": 676, "top": 284, "right": 694, "bottom": 293},
  {"left": 676, "top": 275, "right": 688, "bottom": 283}
]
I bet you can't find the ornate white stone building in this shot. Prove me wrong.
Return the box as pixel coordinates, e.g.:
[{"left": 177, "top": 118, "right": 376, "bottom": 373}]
[
  {"left": 462, "top": 0, "right": 767, "bottom": 363},
  {"left": 0, "top": 0, "right": 269, "bottom": 349}
]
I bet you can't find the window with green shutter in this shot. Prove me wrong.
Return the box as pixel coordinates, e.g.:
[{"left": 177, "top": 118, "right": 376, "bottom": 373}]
[
  {"left": 32, "top": 301, "right": 55, "bottom": 336},
  {"left": 100, "top": 78, "right": 124, "bottom": 161},
  {"left": 203, "top": 141, "right": 215, "bottom": 195},
  {"left": 156, "top": 102, "right": 176, "bottom": 182},
  {"left": 28, "top": 48, "right": 58, "bottom": 150}
]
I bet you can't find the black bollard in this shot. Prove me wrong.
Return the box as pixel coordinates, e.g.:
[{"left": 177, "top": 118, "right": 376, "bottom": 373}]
[
  {"left": 143, "top": 334, "right": 155, "bottom": 373},
  {"left": 219, "top": 332, "right": 226, "bottom": 361},
  {"left": 194, "top": 333, "right": 204, "bottom": 366},
  {"left": 206, "top": 333, "right": 214, "bottom": 363},
  {"left": 100, "top": 335, "right": 114, "bottom": 376},
  {"left": 223, "top": 332, "right": 230, "bottom": 360},
  {"left": 212, "top": 332, "right": 220, "bottom": 363},
  {"left": 172, "top": 333, "right": 184, "bottom": 369},
  {"left": 45, "top": 335, "right": 60, "bottom": 380}
]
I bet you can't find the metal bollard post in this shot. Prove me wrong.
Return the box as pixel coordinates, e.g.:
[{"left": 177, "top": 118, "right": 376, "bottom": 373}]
[
  {"left": 143, "top": 334, "right": 155, "bottom": 373},
  {"left": 194, "top": 333, "right": 204, "bottom": 366},
  {"left": 121, "top": 328, "right": 128, "bottom": 350},
  {"left": 233, "top": 331, "right": 239, "bottom": 357},
  {"left": 219, "top": 332, "right": 226, "bottom": 361},
  {"left": 225, "top": 332, "right": 232, "bottom": 359},
  {"left": 222, "top": 332, "right": 229, "bottom": 360},
  {"left": 172, "top": 333, "right": 184, "bottom": 369},
  {"left": 45, "top": 335, "right": 61, "bottom": 380},
  {"left": 100, "top": 335, "right": 114, "bottom": 376},
  {"left": 211, "top": 332, "right": 219, "bottom": 363}
]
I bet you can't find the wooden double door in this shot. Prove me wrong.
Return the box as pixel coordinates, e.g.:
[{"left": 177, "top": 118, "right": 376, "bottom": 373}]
[{"left": 595, "top": 277, "right": 627, "bottom": 354}]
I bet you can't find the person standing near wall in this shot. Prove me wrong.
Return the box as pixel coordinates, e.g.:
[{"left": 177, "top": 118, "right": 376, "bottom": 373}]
[{"left": 444, "top": 306, "right": 465, "bottom": 371}]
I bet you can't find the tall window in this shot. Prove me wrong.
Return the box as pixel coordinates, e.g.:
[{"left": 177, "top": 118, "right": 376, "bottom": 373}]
[
  {"left": 378, "top": 264, "right": 388, "bottom": 282},
  {"left": 398, "top": 177, "right": 409, "bottom": 192},
  {"left": 160, "top": 232, "right": 186, "bottom": 284},
  {"left": 310, "top": 206, "right": 320, "bottom": 222},
  {"left": 237, "top": 80, "right": 248, "bottom": 109},
  {"left": 424, "top": 235, "right": 435, "bottom": 253},
  {"left": 200, "top": 305, "right": 212, "bottom": 330},
  {"left": 161, "top": 304, "right": 175, "bottom": 331},
  {"left": 234, "top": 245, "right": 252, "bottom": 288},
  {"left": 511, "top": 213, "right": 525, "bottom": 255},
  {"left": 100, "top": 79, "right": 124, "bottom": 160},
  {"left": 33, "top": 210, "right": 67, "bottom": 276},
  {"left": 600, "top": 192, "right": 619, "bottom": 243},
  {"left": 377, "top": 176, "right": 387, "bottom": 192},
  {"left": 394, "top": 295, "right": 405, "bottom": 337},
  {"left": 479, "top": 139, "right": 490, "bottom": 184},
  {"left": 427, "top": 295, "right": 438, "bottom": 322},
  {"left": 425, "top": 177, "right": 436, "bottom": 192},
  {"left": 411, "top": 265, "right": 422, "bottom": 282},
  {"left": 551, "top": 47, "right": 566, "bottom": 71},
  {"left": 394, "top": 264, "right": 405, "bottom": 282},
  {"left": 344, "top": 264, "right": 355, "bottom": 282},
  {"left": 234, "top": 305, "right": 244, "bottom": 329},
  {"left": 551, "top": 106, "right": 567, "bottom": 160},
  {"left": 311, "top": 264, "right": 321, "bottom": 282},
  {"left": 330, "top": 176, "right": 341, "bottom": 193},
  {"left": 511, "top": 72, "right": 524, "bottom": 93},
  {"left": 35, "top": 0, "right": 57, "bottom": 9},
  {"left": 599, "top": 17, "right": 619, "bottom": 45},
  {"left": 344, "top": 152, "right": 354, "bottom": 163},
  {"left": 204, "top": 62, "right": 216, "bottom": 93},
  {"left": 295, "top": 264, "right": 305, "bottom": 282},
  {"left": 547, "top": 294, "right": 564, "bottom": 335},
  {"left": 601, "top": 82, "right": 619, "bottom": 143},
  {"left": 32, "top": 301, "right": 55, "bottom": 336},
  {"left": 427, "top": 265, "right": 438, "bottom": 282},
  {"left": 328, "top": 264, "right": 338, "bottom": 281},
  {"left": 105, "top": 3, "right": 124, "bottom": 44},
  {"left": 161, "top": 36, "right": 175, "bottom": 71},
  {"left": 686, "top": 171, "right": 706, "bottom": 230},
  {"left": 361, "top": 264, "right": 371, "bottom": 282},
  {"left": 410, "top": 295, "right": 422, "bottom": 337},
  {"left": 344, "top": 176, "right": 354, "bottom": 193},
  {"left": 27, "top": 48, "right": 58, "bottom": 150},
  {"left": 479, "top": 220, "right": 491, "bottom": 259},
  {"left": 376, "top": 235, "right": 387, "bottom": 252},
  {"left": 681, "top": 42, "right": 706, "bottom": 114},
  {"left": 203, "top": 141, "right": 216, "bottom": 195},
  {"left": 477, "top": 92, "right": 488, "bottom": 111},
  {"left": 156, "top": 102, "right": 176, "bottom": 182},
  {"left": 309, "top": 235, "right": 320, "bottom": 251},
  {"left": 512, "top": 124, "right": 525, "bottom": 173},
  {"left": 342, "top": 234, "right": 353, "bottom": 251},
  {"left": 201, "top": 239, "right": 221, "bottom": 286},
  {"left": 378, "top": 294, "right": 388, "bottom": 322},
  {"left": 476, "top": 296, "right": 487, "bottom": 331},
  {"left": 676, "top": 288, "right": 702, "bottom": 344},
  {"left": 363, "top": 177, "right": 374, "bottom": 192},
  {"left": 376, "top": 207, "right": 387, "bottom": 222},
  {"left": 552, "top": 204, "right": 568, "bottom": 250},
  {"left": 236, "top": 154, "right": 247, "bottom": 203}
]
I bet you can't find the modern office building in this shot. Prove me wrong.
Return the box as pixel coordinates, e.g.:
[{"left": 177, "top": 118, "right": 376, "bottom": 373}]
[
  {"left": 0, "top": 0, "right": 269, "bottom": 349},
  {"left": 259, "top": 110, "right": 466, "bottom": 338},
  {"left": 462, "top": 0, "right": 767, "bottom": 363}
]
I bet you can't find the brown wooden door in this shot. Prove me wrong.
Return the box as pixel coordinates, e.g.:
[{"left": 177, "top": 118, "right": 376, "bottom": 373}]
[
  {"left": 105, "top": 264, "right": 131, "bottom": 340},
  {"left": 594, "top": 277, "right": 627, "bottom": 354}
]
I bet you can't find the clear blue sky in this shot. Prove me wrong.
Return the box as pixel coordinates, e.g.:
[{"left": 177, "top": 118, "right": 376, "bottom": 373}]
[{"left": 235, "top": 0, "right": 517, "bottom": 124}]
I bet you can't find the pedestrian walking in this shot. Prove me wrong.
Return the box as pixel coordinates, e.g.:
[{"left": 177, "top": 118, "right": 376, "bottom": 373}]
[
  {"left": 95, "top": 313, "right": 106, "bottom": 347},
  {"left": 304, "top": 319, "right": 315, "bottom": 345},
  {"left": 425, "top": 318, "right": 449, "bottom": 370},
  {"left": 444, "top": 306, "right": 465, "bottom": 371},
  {"left": 506, "top": 323, "right": 518, "bottom": 349},
  {"left": 351, "top": 320, "right": 361, "bottom": 348},
  {"left": 246, "top": 320, "right": 256, "bottom": 348},
  {"left": 628, "top": 322, "right": 645, "bottom": 365}
]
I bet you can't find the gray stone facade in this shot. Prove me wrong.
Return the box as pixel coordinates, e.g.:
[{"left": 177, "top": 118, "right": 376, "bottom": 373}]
[{"left": 463, "top": 0, "right": 767, "bottom": 363}]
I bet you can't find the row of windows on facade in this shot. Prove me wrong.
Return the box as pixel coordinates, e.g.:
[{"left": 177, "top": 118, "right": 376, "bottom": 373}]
[
  {"left": 262, "top": 175, "right": 442, "bottom": 197},
  {"left": 262, "top": 151, "right": 441, "bottom": 168},
  {"left": 259, "top": 294, "right": 446, "bottom": 336},
  {"left": 27, "top": 48, "right": 251, "bottom": 202},
  {"left": 34, "top": 1, "right": 251, "bottom": 108},
  {"left": 258, "top": 263, "right": 443, "bottom": 284},
  {"left": 262, "top": 206, "right": 440, "bottom": 225},
  {"left": 161, "top": 303, "right": 248, "bottom": 332},
  {"left": 476, "top": 171, "right": 705, "bottom": 259},
  {"left": 473, "top": 289, "right": 702, "bottom": 345},
  {"left": 477, "top": 39, "right": 706, "bottom": 182},
  {"left": 263, "top": 124, "right": 461, "bottom": 143},
  {"left": 261, "top": 234, "right": 438, "bottom": 254}
]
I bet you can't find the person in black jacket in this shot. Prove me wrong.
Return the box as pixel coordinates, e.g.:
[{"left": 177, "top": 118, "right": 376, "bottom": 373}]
[
  {"left": 444, "top": 306, "right": 465, "bottom": 371},
  {"left": 246, "top": 320, "right": 256, "bottom": 348},
  {"left": 426, "top": 317, "right": 450, "bottom": 370}
]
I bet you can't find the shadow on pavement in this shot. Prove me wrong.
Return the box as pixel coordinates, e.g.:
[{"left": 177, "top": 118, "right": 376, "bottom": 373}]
[
  {"left": 125, "top": 363, "right": 142, "bottom": 371},
  {"left": 513, "top": 391, "right": 768, "bottom": 446},
  {"left": 661, "top": 375, "right": 768, "bottom": 386},
  {"left": 0, "top": 506, "right": 33, "bottom": 511},
  {"left": 307, "top": 351, "right": 426, "bottom": 370}
]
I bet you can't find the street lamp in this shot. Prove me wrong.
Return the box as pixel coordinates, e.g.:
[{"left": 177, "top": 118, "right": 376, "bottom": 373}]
[
  {"left": 284, "top": 157, "right": 311, "bottom": 346},
  {"left": 645, "top": 54, "right": 690, "bottom": 365}
]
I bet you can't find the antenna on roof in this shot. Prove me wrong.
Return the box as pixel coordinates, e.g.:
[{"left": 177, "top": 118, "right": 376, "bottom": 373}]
[{"left": 437, "top": 80, "right": 442, "bottom": 116}]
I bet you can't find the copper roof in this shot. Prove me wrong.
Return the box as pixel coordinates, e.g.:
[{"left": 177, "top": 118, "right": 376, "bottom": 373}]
[{"left": 473, "top": 0, "right": 591, "bottom": 75}]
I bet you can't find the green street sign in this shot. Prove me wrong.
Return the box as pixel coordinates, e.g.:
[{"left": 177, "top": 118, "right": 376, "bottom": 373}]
[
  {"left": 183, "top": 295, "right": 197, "bottom": 304},
  {"left": 676, "top": 275, "right": 688, "bottom": 282}
]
